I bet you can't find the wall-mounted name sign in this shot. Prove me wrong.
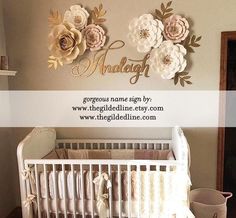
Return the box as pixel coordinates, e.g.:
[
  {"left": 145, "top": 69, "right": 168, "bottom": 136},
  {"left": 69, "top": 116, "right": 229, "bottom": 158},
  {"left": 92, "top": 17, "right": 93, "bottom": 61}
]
[
  {"left": 48, "top": 1, "right": 202, "bottom": 87},
  {"left": 71, "top": 40, "right": 150, "bottom": 84}
]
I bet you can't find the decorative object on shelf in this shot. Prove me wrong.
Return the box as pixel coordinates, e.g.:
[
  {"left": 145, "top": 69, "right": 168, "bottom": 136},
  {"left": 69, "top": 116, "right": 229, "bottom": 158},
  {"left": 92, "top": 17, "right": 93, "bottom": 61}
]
[
  {"left": 0, "top": 70, "right": 17, "bottom": 76},
  {"left": 48, "top": 4, "right": 108, "bottom": 70},
  {"left": 1, "top": 55, "right": 9, "bottom": 70},
  {"left": 128, "top": 1, "right": 202, "bottom": 87}
]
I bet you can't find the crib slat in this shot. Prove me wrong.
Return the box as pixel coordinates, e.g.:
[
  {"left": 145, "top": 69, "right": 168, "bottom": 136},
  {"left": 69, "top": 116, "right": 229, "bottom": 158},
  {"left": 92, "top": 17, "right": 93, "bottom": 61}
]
[
  {"left": 137, "top": 165, "right": 141, "bottom": 218},
  {"left": 34, "top": 164, "right": 42, "bottom": 218},
  {"left": 108, "top": 164, "right": 113, "bottom": 218},
  {"left": 127, "top": 165, "right": 131, "bottom": 218},
  {"left": 80, "top": 164, "right": 85, "bottom": 218},
  {"left": 43, "top": 164, "right": 50, "bottom": 218},
  {"left": 146, "top": 165, "right": 150, "bottom": 218},
  {"left": 156, "top": 164, "right": 160, "bottom": 216},
  {"left": 62, "top": 165, "right": 68, "bottom": 218},
  {"left": 166, "top": 165, "right": 171, "bottom": 217},
  {"left": 71, "top": 164, "right": 76, "bottom": 218},
  {"left": 118, "top": 165, "right": 122, "bottom": 218},
  {"left": 89, "top": 164, "right": 94, "bottom": 218},
  {"left": 52, "top": 164, "right": 59, "bottom": 218}
]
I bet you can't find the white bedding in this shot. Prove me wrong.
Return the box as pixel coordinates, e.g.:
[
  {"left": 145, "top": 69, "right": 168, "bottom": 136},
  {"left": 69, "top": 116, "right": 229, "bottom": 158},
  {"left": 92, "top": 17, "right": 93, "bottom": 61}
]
[{"left": 37, "top": 170, "right": 190, "bottom": 217}]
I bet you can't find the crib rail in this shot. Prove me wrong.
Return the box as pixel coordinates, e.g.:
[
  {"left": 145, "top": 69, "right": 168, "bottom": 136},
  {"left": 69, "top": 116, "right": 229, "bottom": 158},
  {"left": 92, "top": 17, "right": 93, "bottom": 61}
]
[
  {"left": 56, "top": 139, "right": 172, "bottom": 150},
  {"left": 23, "top": 160, "right": 183, "bottom": 218}
]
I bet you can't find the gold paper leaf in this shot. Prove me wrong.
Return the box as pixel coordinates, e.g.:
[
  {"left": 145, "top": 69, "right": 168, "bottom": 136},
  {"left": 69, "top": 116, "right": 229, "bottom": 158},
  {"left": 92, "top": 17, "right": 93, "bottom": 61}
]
[
  {"left": 163, "top": 13, "right": 173, "bottom": 19},
  {"left": 191, "top": 35, "right": 196, "bottom": 44},
  {"left": 180, "top": 78, "right": 185, "bottom": 87},
  {"left": 155, "top": 9, "right": 163, "bottom": 19},
  {"left": 174, "top": 74, "right": 179, "bottom": 85},
  {"left": 167, "top": 1, "right": 172, "bottom": 7},
  {"left": 192, "top": 43, "right": 200, "bottom": 47},
  {"left": 184, "top": 35, "right": 191, "bottom": 45},
  {"left": 196, "top": 36, "right": 202, "bottom": 41},
  {"left": 173, "top": 72, "right": 192, "bottom": 87},
  {"left": 48, "top": 9, "right": 62, "bottom": 27},
  {"left": 178, "top": 72, "right": 189, "bottom": 76},
  {"left": 91, "top": 4, "right": 107, "bottom": 25},
  {"left": 187, "top": 46, "right": 195, "bottom": 53},
  {"left": 165, "top": 8, "right": 173, "bottom": 13},
  {"left": 48, "top": 56, "right": 62, "bottom": 70},
  {"left": 183, "top": 76, "right": 191, "bottom": 80},
  {"left": 161, "top": 3, "right": 165, "bottom": 12},
  {"left": 94, "top": 7, "right": 99, "bottom": 15}
]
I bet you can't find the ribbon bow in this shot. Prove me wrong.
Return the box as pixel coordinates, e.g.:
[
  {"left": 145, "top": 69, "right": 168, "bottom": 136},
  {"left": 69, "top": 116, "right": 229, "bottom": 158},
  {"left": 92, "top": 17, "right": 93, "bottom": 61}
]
[
  {"left": 93, "top": 173, "right": 112, "bottom": 218},
  {"left": 23, "top": 194, "right": 36, "bottom": 209},
  {"left": 22, "top": 167, "right": 35, "bottom": 184}
]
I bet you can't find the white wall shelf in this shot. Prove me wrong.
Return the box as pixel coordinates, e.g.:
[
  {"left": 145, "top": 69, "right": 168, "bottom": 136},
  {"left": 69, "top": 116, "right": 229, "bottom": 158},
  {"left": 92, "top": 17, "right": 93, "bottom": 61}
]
[{"left": 0, "top": 70, "right": 17, "bottom": 76}]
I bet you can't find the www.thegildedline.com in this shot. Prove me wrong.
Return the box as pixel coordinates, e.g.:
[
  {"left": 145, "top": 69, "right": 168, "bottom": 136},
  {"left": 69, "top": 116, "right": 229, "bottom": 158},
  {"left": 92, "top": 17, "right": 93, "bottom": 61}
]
[{"left": 72, "top": 104, "right": 164, "bottom": 122}]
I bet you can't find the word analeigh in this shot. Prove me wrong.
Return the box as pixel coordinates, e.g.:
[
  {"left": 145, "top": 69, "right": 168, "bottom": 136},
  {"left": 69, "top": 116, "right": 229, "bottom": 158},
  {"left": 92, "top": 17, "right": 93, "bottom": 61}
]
[{"left": 72, "top": 40, "right": 150, "bottom": 84}]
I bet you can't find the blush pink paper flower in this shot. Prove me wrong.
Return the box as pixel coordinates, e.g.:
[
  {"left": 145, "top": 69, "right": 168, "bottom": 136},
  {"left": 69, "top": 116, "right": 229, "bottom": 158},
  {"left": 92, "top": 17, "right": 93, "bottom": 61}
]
[
  {"left": 163, "top": 15, "right": 189, "bottom": 43},
  {"left": 82, "top": 24, "right": 106, "bottom": 51}
]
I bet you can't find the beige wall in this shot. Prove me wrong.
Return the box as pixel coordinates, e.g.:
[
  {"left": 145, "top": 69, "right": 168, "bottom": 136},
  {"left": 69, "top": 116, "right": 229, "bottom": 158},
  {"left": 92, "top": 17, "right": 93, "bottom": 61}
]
[
  {"left": 2, "top": 0, "right": 236, "bottom": 208},
  {"left": 0, "top": 0, "right": 16, "bottom": 217}
]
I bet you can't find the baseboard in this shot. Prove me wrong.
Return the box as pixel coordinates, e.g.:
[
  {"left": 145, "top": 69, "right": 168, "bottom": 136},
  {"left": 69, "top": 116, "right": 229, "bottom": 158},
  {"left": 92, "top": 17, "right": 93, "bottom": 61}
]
[{"left": 6, "top": 207, "right": 22, "bottom": 218}]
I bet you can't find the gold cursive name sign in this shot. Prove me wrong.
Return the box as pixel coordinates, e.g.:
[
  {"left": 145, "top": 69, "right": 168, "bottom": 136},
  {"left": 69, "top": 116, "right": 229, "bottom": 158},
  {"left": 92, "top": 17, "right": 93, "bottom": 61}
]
[{"left": 71, "top": 40, "right": 150, "bottom": 84}]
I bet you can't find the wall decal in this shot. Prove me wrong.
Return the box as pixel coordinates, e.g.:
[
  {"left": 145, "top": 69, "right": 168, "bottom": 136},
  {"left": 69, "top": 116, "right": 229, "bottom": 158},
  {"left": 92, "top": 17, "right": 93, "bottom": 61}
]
[
  {"left": 128, "top": 1, "right": 201, "bottom": 87},
  {"left": 48, "top": 4, "right": 108, "bottom": 70},
  {"left": 47, "top": 1, "right": 201, "bottom": 87}
]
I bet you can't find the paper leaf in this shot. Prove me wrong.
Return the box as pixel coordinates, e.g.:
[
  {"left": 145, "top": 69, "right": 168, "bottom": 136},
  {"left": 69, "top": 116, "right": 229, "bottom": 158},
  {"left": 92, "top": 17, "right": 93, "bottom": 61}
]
[
  {"left": 167, "top": 1, "right": 172, "bottom": 7},
  {"left": 180, "top": 78, "right": 185, "bottom": 87},
  {"left": 186, "top": 81, "right": 193, "bottom": 84},
  {"left": 91, "top": 4, "right": 107, "bottom": 25},
  {"left": 196, "top": 36, "right": 202, "bottom": 41},
  {"left": 161, "top": 3, "right": 165, "bottom": 12},
  {"left": 48, "top": 9, "right": 62, "bottom": 27},
  {"left": 178, "top": 72, "right": 189, "bottom": 76},
  {"left": 163, "top": 13, "right": 173, "bottom": 19},
  {"left": 155, "top": 9, "right": 163, "bottom": 19},
  {"left": 183, "top": 76, "right": 191, "bottom": 80},
  {"left": 174, "top": 74, "right": 179, "bottom": 85},
  {"left": 187, "top": 46, "right": 195, "bottom": 53},
  {"left": 165, "top": 8, "right": 173, "bottom": 13},
  {"left": 48, "top": 56, "right": 62, "bottom": 70}
]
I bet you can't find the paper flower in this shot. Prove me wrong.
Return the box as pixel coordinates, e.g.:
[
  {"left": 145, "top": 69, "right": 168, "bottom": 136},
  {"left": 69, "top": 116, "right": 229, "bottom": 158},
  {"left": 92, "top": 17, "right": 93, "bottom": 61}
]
[
  {"left": 48, "top": 22, "right": 86, "bottom": 64},
  {"left": 149, "top": 40, "right": 187, "bottom": 79},
  {"left": 163, "top": 15, "right": 189, "bottom": 43},
  {"left": 82, "top": 24, "right": 106, "bottom": 51},
  {"left": 128, "top": 14, "right": 164, "bottom": 53},
  {"left": 63, "top": 5, "right": 89, "bottom": 30}
]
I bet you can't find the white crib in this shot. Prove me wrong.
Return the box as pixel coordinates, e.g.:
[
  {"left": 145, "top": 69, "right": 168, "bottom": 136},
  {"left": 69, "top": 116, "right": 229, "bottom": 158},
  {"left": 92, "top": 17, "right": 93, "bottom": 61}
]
[{"left": 17, "top": 127, "right": 194, "bottom": 218}]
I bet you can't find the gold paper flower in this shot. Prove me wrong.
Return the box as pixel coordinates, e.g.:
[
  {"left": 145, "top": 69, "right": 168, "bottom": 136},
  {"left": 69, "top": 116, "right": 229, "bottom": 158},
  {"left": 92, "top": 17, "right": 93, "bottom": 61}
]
[
  {"left": 48, "top": 22, "right": 86, "bottom": 65},
  {"left": 163, "top": 15, "right": 189, "bottom": 43},
  {"left": 82, "top": 24, "right": 106, "bottom": 51},
  {"left": 64, "top": 5, "right": 89, "bottom": 30}
]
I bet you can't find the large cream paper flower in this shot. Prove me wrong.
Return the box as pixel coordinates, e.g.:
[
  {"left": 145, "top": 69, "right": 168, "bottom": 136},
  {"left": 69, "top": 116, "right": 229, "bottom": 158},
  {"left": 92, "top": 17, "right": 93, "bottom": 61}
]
[
  {"left": 64, "top": 5, "right": 89, "bottom": 30},
  {"left": 128, "top": 14, "right": 164, "bottom": 53},
  {"left": 82, "top": 24, "right": 106, "bottom": 51},
  {"left": 149, "top": 40, "right": 187, "bottom": 79},
  {"left": 163, "top": 15, "right": 189, "bottom": 43},
  {"left": 48, "top": 22, "right": 86, "bottom": 64}
]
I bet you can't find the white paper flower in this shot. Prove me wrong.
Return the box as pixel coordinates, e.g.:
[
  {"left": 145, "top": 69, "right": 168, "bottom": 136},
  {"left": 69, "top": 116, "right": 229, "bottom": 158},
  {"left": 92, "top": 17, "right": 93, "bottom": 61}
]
[
  {"left": 128, "top": 14, "right": 164, "bottom": 53},
  {"left": 149, "top": 40, "right": 187, "bottom": 79},
  {"left": 64, "top": 5, "right": 89, "bottom": 30}
]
